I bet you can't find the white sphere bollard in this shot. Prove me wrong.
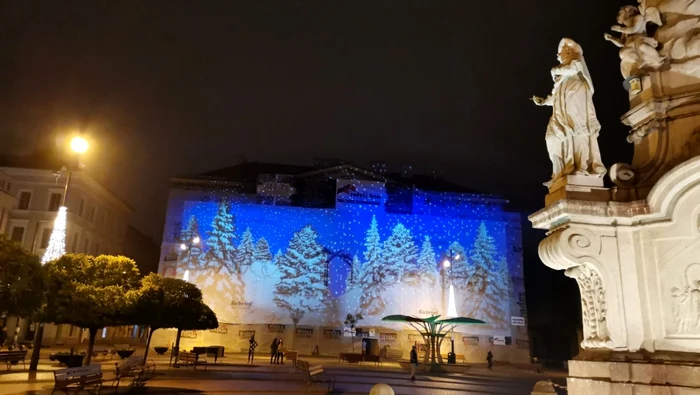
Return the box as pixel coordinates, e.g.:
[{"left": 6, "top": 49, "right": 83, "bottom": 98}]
[{"left": 369, "top": 383, "right": 395, "bottom": 395}]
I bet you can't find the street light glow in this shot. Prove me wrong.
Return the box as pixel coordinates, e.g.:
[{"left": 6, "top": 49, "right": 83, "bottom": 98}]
[
  {"left": 183, "top": 270, "right": 190, "bottom": 282},
  {"left": 454, "top": 254, "right": 460, "bottom": 260},
  {"left": 443, "top": 259, "right": 451, "bottom": 268},
  {"left": 70, "top": 136, "right": 89, "bottom": 154},
  {"left": 180, "top": 243, "right": 187, "bottom": 250},
  {"left": 192, "top": 236, "right": 200, "bottom": 244}
]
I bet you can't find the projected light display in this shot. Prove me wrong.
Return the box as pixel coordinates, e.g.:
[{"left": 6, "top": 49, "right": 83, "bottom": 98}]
[{"left": 162, "top": 185, "right": 514, "bottom": 335}]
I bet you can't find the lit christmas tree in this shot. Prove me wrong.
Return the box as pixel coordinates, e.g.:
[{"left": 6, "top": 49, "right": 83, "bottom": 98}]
[
  {"left": 274, "top": 225, "right": 329, "bottom": 328},
  {"left": 464, "top": 222, "right": 508, "bottom": 328},
  {"left": 41, "top": 207, "right": 67, "bottom": 264},
  {"left": 359, "top": 216, "right": 386, "bottom": 316},
  {"left": 382, "top": 222, "right": 417, "bottom": 282},
  {"left": 416, "top": 236, "right": 438, "bottom": 285}
]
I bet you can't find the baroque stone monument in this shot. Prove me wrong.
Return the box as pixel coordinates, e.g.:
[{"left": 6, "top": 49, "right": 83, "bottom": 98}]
[{"left": 530, "top": 1, "right": 700, "bottom": 393}]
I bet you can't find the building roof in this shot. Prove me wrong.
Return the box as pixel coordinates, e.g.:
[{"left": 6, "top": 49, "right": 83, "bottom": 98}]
[{"left": 199, "top": 162, "right": 315, "bottom": 181}]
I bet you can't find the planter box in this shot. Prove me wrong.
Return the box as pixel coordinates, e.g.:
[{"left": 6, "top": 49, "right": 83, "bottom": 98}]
[
  {"left": 154, "top": 347, "right": 169, "bottom": 355},
  {"left": 116, "top": 350, "right": 135, "bottom": 359},
  {"left": 53, "top": 354, "right": 85, "bottom": 368}
]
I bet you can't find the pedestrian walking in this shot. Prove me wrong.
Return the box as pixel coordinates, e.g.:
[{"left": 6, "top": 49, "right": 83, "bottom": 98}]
[
  {"left": 409, "top": 345, "right": 418, "bottom": 381},
  {"left": 276, "top": 339, "right": 285, "bottom": 364},
  {"left": 270, "top": 338, "right": 279, "bottom": 364},
  {"left": 486, "top": 351, "right": 494, "bottom": 370},
  {"left": 248, "top": 335, "right": 258, "bottom": 363}
]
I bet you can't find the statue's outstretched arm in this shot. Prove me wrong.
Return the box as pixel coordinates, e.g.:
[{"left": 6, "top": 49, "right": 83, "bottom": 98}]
[
  {"left": 604, "top": 33, "right": 625, "bottom": 48},
  {"left": 610, "top": 16, "right": 645, "bottom": 35},
  {"left": 551, "top": 63, "right": 578, "bottom": 77}
]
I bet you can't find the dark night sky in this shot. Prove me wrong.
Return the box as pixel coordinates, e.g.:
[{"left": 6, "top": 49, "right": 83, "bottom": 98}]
[{"left": 0, "top": 0, "right": 632, "bottom": 241}]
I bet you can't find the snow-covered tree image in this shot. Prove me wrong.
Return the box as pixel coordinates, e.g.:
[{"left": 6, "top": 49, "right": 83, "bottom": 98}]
[
  {"left": 235, "top": 228, "right": 255, "bottom": 274},
  {"left": 383, "top": 222, "right": 418, "bottom": 283},
  {"left": 251, "top": 237, "right": 275, "bottom": 278},
  {"left": 359, "top": 216, "right": 386, "bottom": 316},
  {"left": 446, "top": 241, "right": 469, "bottom": 289},
  {"left": 463, "top": 222, "right": 508, "bottom": 329},
  {"left": 416, "top": 236, "right": 438, "bottom": 285},
  {"left": 274, "top": 225, "right": 329, "bottom": 331},
  {"left": 196, "top": 201, "right": 244, "bottom": 321},
  {"left": 178, "top": 215, "right": 202, "bottom": 275}
]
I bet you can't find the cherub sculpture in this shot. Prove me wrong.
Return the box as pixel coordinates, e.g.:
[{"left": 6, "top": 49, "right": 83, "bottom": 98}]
[{"left": 604, "top": 2, "right": 665, "bottom": 79}]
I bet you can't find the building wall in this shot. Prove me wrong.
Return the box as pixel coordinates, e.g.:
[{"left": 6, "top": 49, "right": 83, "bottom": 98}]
[{"left": 156, "top": 176, "right": 530, "bottom": 363}]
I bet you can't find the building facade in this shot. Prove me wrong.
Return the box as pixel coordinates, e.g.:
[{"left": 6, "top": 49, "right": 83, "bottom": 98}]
[
  {"left": 0, "top": 158, "right": 153, "bottom": 347},
  {"left": 154, "top": 161, "right": 530, "bottom": 363}
]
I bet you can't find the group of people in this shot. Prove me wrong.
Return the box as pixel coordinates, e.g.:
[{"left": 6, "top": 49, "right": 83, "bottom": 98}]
[{"left": 245, "top": 335, "right": 285, "bottom": 364}]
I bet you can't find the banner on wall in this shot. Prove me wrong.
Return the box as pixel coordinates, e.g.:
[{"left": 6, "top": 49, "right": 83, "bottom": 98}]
[
  {"left": 324, "top": 329, "right": 342, "bottom": 339},
  {"left": 239, "top": 330, "right": 255, "bottom": 340},
  {"left": 210, "top": 325, "right": 228, "bottom": 335},
  {"left": 380, "top": 333, "right": 397, "bottom": 342},
  {"left": 267, "top": 324, "right": 286, "bottom": 333},
  {"left": 462, "top": 336, "right": 480, "bottom": 346},
  {"left": 181, "top": 330, "right": 197, "bottom": 339},
  {"left": 510, "top": 316, "right": 526, "bottom": 326},
  {"left": 335, "top": 179, "right": 386, "bottom": 206},
  {"left": 296, "top": 328, "right": 314, "bottom": 338}
]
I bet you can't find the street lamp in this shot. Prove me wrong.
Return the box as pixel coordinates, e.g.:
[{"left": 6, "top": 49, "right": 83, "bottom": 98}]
[
  {"left": 33, "top": 135, "right": 88, "bottom": 371},
  {"left": 179, "top": 236, "right": 200, "bottom": 282},
  {"left": 443, "top": 251, "right": 459, "bottom": 364}
]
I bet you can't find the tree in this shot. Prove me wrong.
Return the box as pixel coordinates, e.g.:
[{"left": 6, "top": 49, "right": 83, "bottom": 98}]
[
  {"left": 198, "top": 201, "right": 243, "bottom": 315},
  {"left": 464, "top": 222, "right": 507, "bottom": 327},
  {"left": 273, "top": 225, "right": 328, "bottom": 346},
  {"left": 42, "top": 254, "right": 141, "bottom": 365},
  {"left": 446, "top": 241, "right": 468, "bottom": 288},
  {"left": 343, "top": 313, "right": 363, "bottom": 353},
  {"left": 359, "top": 216, "right": 386, "bottom": 316},
  {"left": 416, "top": 236, "right": 438, "bottom": 285},
  {"left": 0, "top": 237, "right": 44, "bottom": 347},
  {"left": 131, "top": 274, "right": 218, "bottom": 360},
  {"left": 383, "top": 223, "right": 418, "bottom": 282},
  {"left": 179, "top": 215, "right": 202, "bottom": 270},
  {"left": 251, "top": 237, "right": 276, "bottom": 278},
  {"left": 235, "top": 228, "right": 255, "bottom": 273}
]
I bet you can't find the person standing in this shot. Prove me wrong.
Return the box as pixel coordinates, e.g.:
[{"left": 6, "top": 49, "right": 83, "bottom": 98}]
[
  {"left": 409, "top": 345, "right": 418, "bottom": 381},
  {"left": 270, "top": 338, "right": 279, "bottom": 364},
  {"left": 486, "top": 351, "right": 494, "bottom": 371},
  {"left": 0, "top": 327, "right": 7, "bottom": 350},
  {"left": 248, "top": 335, "right": 258, "bottom": 364},
  {"left": 276, "top": 339, "right": 285, "bottom": 364}
]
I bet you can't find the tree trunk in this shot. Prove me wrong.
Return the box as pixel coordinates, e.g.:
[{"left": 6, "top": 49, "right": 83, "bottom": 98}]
[
  {"left": 12, "top": 317, "right": 22, "bottom": 347},
  {"left": 174, "top": 328, "right": 183, "bottom": 357},
  {"left": 143, "top": 328, "right": 157, "bottom": 360},
  {"left": 29, "top": 323, "right": 44, "bottom": 371},
  {"left": 291, "top": 323, "right": 297, "bottom": 350},
  {"left": 84, "top": 328, "right": 98, "bottom": 365}
]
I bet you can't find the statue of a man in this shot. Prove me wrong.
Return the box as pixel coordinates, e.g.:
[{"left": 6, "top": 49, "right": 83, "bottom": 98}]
[{"left": 532, "top": 38, "right": 606, "bottom": 187}]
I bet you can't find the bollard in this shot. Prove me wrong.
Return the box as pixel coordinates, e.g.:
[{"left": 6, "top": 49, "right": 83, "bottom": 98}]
[
  {"left": 531, "top": 381, "right": 556, "bottom": 395},
  {"left": 369, "top": 383, "right": 395, "bottom": 395}
]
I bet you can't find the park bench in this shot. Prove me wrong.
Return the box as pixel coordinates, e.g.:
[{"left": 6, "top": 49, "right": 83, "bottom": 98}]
[
  {"left": 337, "top": 353, "right": 363, "bottom": 364},
  {"left": 360, "top": 354, "right": 381, "bottom": 366},
  {"left": 383, "top": 349, "right": 403, "bottom": 361},
  {"left": 296, "top": 359, "right": 335, "bottom": 393},
  {"left": 178, "top": 351, "right": 208, "bottom": 370},
  {"left": 114, "top": 356, "right": 156, "bottom": 387},
  {"left": 0, "top": 350, "right": 27, "bottom": 370},
  {"left": 52, "top": 365, "right": 104, "bottom": 394}
]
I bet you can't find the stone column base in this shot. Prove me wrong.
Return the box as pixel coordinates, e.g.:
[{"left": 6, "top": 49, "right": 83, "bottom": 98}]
[{"left": 568, "top": 358, "right": 700, "bottom": 394}]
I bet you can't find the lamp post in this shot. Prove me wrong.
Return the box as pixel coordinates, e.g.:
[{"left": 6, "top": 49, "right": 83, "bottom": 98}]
[
  {"left": 443, "top": 251, "right": 459, "bottom": 364},
  {"left": 31, "top": 135, "right": 89, "bottom": 371},
  {"left": 179, "top": 236, "right": 200, "bottom": 282}
]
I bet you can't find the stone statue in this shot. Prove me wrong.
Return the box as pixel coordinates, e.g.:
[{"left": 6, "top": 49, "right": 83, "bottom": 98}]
[
  {"left": 532, "top": 39, "right": 606, "bottom": 187},
  {"left": 604, "top": 3, "right": 665, "bottom": 79}
]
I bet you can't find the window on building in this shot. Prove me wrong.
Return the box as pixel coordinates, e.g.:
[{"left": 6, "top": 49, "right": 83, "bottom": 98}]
[
  {"left": 83, "top": 238, "right": 89, "bottom": 253},
  {"left": 48, "top": 193, "right": 62, "bottom": 212},
  {"left": 78, "top": 199, "right": 85, "bottom": 217},
  {"left": 7, "top": 182, "right": 11, "bottom": 191},
  {"left": 68, "top": 325, "right": 75, "bottom": 337},
  {"left": 94, "top": 243, "right": 100, "bottom": 255},
  {"left": 18, "top": 191, "right": 31, "bottom": 210},
  {"left": 96, "top": 210, "right": 104, "bottom": 227},
  {"left": 40, "top": 228, "right": 52, "bottom": 249},
  {"left": 89, "top": 206, "right": 95, "bottom": 222},
  {"left": 0, "top": 179, "right": 4, "bottom": 189},
  {"left": 102, "top": 328, "right": 107, "bottom": 338},
  {"left": 10, "top": 226, "right": 25, "bottom": 243},
  {"left": 71, "top": 233, "right": 79, "bottom": 253}
]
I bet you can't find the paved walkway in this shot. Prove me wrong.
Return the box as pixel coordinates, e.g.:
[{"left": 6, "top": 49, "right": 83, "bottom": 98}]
[{"left": 0, "top": 350, "right": 565, "bottom": 394}]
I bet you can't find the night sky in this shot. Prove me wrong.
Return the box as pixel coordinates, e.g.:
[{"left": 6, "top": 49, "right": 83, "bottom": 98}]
[{"left": 0, "top": 0, "right": 632, "bottom": 243}]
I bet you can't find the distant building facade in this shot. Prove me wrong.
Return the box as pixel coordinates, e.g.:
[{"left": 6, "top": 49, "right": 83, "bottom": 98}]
[{"left": 155, "top": 160, "right": 530, "bottom": 363}]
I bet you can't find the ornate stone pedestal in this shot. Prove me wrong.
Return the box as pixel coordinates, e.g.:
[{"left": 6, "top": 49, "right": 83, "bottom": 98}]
[{"left": 545, "top": 176, "right": 609, "bottom": 207}]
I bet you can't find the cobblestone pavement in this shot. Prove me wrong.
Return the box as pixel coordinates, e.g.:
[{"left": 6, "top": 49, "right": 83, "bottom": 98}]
[{"left": 0, "top": 351, "right": 565, "bottom": 394}]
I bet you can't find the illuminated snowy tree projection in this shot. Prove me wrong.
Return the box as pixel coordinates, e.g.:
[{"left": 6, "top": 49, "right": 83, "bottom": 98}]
[
  {"left": 197, "top": 201, "right": 244, "bottom": 320},
  {"left": 358, "top": 216, "right": 386, "bottom": 316},
  {"left": 172, "top": 199, "right": 516, "bottom": 332},
  {"left": 273, "top": 225, "right": 329, "bottom": 332},
  {"left": 464, "top": 223, "right": 509, "bottom": 328}
]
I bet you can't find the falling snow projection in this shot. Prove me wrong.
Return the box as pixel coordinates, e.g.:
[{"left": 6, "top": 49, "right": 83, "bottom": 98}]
[{"left": 167, "top": 199, "right": 513, "bottom": 332}]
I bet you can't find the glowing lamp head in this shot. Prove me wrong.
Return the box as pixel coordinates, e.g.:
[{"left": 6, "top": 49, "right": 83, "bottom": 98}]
[
  {"left": 443, "top": 259, "right": 451, "bottom": 268},
  {"left": 183, "top": 270, "right": 190, "bottom": 282},
  {"left": 454, "top": 254, "right": 460, "bottom": 260},
  {"left": 192, "top": 236, "right": 200, "bottom": 244},
  {"left": 180, "top": 243, "right": 187, "bottom": 251},
  {"left": 70, "top": 136, "right": 89, "bottom": 154}
]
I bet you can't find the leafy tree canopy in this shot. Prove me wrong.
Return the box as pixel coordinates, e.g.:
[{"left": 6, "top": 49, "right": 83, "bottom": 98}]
[{"left": 0, "top": 237, "right": 44, "bottom": 317}]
